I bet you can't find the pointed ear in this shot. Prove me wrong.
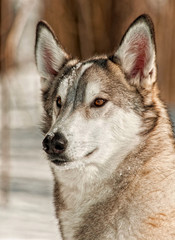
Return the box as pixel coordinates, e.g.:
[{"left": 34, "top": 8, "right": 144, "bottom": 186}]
[
  {"left": 35, "top": 21, "right": 68, "bottom": 89},
  {"left": 114, "top": 15, "right": 156, "bottom": 89}
]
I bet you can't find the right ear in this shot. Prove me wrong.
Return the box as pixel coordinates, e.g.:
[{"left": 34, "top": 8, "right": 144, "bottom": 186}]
[{"left": 35, "top": 21, "right": 68, "bottom": 90}]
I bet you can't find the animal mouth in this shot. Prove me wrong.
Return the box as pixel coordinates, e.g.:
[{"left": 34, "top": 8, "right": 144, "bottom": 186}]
[
  {"left": 50, "top": 148, "right": 98, "bottom": 166},
  {"left": 85, "top": 148, "right": 98, "bottom": 157},
  {"left": 51, "top": 158, "right": 70, "bottom": 166}
]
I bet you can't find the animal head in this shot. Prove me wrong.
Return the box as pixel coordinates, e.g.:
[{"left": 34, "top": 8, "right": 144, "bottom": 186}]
[{"left": 35, "top": 15, "right": 159, "bottom": 176}]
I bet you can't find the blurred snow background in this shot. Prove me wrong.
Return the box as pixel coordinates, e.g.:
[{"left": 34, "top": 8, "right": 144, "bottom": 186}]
[{"left": 0, "top": 0, "right": 60, "bottom": 239}]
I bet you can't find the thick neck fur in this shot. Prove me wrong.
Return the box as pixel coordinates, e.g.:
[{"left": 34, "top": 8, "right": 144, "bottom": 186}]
[{"left": 53, "top": 98, "right": 175, "bottom": 240}]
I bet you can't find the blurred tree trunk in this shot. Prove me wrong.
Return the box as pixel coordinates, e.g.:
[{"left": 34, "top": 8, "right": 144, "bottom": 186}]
[
  {"left": 0, "top": 0, "right": 35, "bottom": 205},
  {"left": 0, "top": 0, "right": 12, "bottom": 205},
  {"left": 75, "top": 0, "right": 95, "bottom": 58},
  {"left": 44, "top": 0, "right": 81, "bottom": 58}
]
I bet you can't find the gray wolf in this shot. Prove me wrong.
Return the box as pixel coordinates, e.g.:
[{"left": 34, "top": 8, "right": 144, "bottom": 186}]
[{"left": 35, "top": 14, "right": 175, "bottom": 239}]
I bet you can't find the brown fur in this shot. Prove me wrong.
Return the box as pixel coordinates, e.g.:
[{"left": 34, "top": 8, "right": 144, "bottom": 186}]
[{"left": 35, "top": 14, "right": 175, "bottom": 240}]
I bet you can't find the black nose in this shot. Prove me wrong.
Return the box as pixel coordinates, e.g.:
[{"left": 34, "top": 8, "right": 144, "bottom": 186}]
[{"left": 42, "top": 132, "right": 68, "bottom": 155}]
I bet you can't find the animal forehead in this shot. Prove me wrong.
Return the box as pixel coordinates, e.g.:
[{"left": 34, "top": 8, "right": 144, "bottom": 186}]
[
  {"left": 58, "top": 62, "right": 91, "bottom": 88},
  {"left": 57, "top": 59, "right": 110, "bottom": 96}
]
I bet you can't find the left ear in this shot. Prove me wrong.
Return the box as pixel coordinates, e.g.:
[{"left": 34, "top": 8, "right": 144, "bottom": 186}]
[{"left": 114, "top": 14, "right": 156, "bottom": 89}]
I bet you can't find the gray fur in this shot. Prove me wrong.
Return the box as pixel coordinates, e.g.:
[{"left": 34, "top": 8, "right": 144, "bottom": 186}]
[{"left": 35, "top": 15, "right": 175, "bottom": 240}]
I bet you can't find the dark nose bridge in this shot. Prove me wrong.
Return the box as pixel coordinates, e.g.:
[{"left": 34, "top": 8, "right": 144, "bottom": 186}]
[
  {"left": 42, "top": 131, "right": 68, "bottom": 155},
  {"left": 60, "top": 74, "right": 86, "bottom": 117}
]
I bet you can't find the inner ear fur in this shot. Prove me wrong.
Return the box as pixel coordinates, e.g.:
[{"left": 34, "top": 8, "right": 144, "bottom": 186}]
[
  {"left": 114, "top": 14, "right": 157, "bottom": 90},
  {"left": 35, "top": 21, "right": 69, "bottom": 90}
]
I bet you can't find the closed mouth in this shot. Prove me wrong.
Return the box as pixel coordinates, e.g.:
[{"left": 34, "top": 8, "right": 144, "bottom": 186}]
[
  {"left": 85, "top": 148, "right": 98, "bottom": 157},
  {"left": 51, "top": 158, "right": 70, "bottom": 166},
  {"left": 50, "top": 148, "right": 97, "bottom": 166}
]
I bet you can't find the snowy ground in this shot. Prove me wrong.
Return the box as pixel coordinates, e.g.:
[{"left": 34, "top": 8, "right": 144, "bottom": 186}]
[
  {"left": 0, "top": 65, "right": 62, "bottom": 240},
  {"left": 0, "top": 128, "right": 61, "bottom": 240}
]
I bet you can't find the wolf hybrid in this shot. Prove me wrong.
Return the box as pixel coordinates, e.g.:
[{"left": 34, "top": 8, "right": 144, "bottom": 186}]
[{"left": 35, "top": 15, "right": 175, "bottom": 239}]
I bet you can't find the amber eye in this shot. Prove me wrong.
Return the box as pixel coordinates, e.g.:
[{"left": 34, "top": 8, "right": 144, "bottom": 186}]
[
  {"left": 93, "top": 98, "right": 107, "bottom": 107},
  {"left": 56, "top": 96, "right": 62, "bottom": 108}
]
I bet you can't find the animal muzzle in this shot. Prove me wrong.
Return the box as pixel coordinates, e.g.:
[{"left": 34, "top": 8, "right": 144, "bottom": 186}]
[{"left": 42, "top": 132, "right": 68, "bottom": 155}]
